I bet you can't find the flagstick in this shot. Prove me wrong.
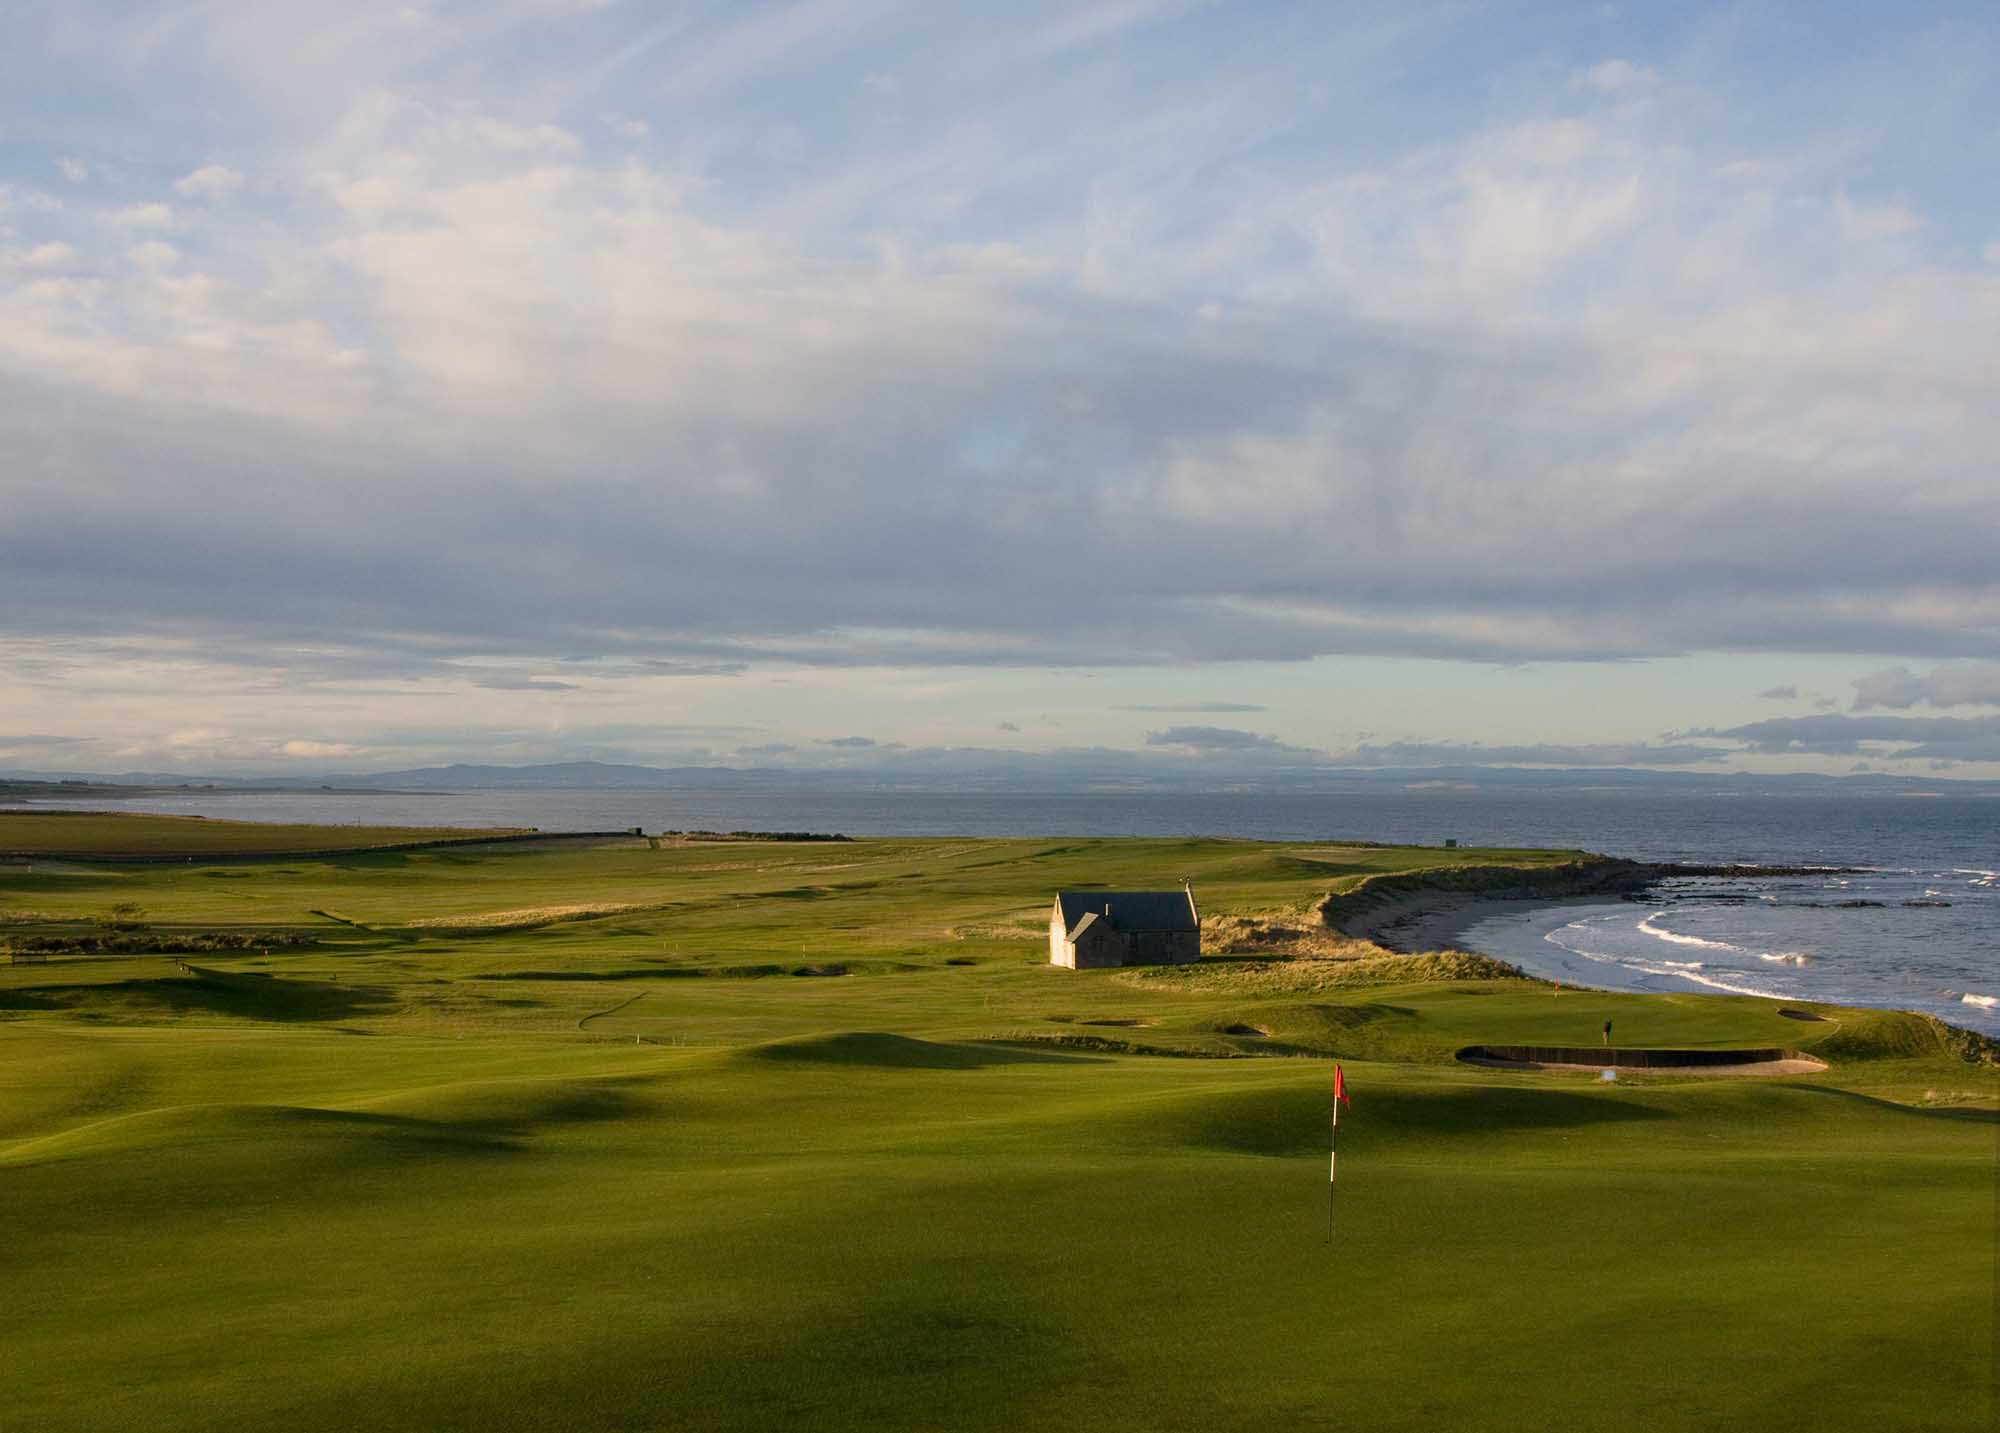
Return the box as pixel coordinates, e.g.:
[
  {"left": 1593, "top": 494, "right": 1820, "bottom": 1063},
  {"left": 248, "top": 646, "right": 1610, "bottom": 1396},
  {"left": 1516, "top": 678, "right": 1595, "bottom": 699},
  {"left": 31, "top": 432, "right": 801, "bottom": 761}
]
[{"left": 1327, "top": 1085, "right": 1338, "bottom": 1245}]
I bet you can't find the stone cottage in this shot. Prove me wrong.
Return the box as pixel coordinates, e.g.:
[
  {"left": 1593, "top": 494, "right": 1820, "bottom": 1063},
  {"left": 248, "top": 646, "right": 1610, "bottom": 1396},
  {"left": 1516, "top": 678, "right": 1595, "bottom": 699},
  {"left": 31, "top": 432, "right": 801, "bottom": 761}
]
[{"left": 1048, "top": 884, "right": 1201, "bottom": 969}]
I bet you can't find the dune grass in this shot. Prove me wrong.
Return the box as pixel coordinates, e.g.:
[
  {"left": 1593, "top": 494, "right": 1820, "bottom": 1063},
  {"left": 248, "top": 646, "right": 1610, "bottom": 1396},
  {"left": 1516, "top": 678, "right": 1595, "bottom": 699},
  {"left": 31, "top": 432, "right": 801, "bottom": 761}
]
[{"left": 1, "top": 823, "right": 1992, "bottom": 1432}]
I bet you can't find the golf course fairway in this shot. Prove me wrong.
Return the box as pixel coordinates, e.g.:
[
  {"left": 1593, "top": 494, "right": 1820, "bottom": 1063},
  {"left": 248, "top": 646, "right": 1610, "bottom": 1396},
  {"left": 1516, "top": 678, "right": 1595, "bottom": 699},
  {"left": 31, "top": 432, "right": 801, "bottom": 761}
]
[{"left": 3, "top": 817, "right": 1992, "bottom": 1432}]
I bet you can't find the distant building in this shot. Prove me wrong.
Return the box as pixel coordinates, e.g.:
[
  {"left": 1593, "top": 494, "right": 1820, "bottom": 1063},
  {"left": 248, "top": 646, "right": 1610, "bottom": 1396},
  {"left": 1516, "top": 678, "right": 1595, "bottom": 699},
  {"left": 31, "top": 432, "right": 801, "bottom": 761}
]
[{"left": 1048, "top": 884, "right": 1200, "bottom": 969}]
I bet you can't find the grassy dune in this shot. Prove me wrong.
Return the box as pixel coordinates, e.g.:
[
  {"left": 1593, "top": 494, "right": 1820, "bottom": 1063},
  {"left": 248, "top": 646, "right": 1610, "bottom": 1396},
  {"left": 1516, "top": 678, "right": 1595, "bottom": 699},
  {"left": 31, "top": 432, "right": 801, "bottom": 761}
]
[{"left": 1, "top": 820, "right": 1992, "bottom": 1432}]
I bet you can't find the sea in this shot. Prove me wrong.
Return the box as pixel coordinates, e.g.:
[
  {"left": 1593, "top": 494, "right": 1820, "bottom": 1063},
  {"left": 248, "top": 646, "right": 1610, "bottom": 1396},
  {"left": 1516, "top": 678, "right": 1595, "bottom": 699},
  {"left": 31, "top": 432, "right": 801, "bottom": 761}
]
[{"left": 11, "top": 785, "right": 1997, "bottom": 1037}]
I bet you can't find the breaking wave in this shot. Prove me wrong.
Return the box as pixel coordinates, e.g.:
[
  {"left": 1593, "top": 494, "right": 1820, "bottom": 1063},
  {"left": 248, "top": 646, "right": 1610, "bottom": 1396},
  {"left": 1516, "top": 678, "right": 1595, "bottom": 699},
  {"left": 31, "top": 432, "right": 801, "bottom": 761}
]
[{"left": 1637, "top": 910, "right": 1747, "bottom": 953}]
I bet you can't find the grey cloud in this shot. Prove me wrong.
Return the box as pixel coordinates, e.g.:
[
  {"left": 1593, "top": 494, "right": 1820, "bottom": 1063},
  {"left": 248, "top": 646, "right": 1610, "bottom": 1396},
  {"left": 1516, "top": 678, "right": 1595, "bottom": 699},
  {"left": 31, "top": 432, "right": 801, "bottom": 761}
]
[
  {"left": 997, "top": 721, "right": 1020, "bottom": 732},
  {"left": 1852, "top": 664, "right": 2000, "bottom": 711},
  {"left": 819, "top": 736, "right": 883, "bottom": 748},
  {"left": 1758, "top": 685, "right": 1798, "bottom": 700},
  {"left": 1115, "top": 703, "right": 1267, "bottom": 713},
  {"left": 1331, "top": 741, "right": 1729, "bottom": 768},
  {"left": 471, "top": 676, "right": 579, "bottom": 692},
  {"left": 1143, "top": 726, "right": 1313, "bottom": 755},
  {"left": 738, "top": 742, "right": 797, "bottom": 756},
  {"left": 1689, "top": 714, "right": 2000, "bottom": 763}
]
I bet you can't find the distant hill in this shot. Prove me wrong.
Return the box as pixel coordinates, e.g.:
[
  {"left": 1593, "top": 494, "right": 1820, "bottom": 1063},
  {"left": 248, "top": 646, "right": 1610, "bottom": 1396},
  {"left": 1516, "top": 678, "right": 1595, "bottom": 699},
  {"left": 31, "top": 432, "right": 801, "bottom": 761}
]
[
  {"left": 320, "top": 762, "right": 795, "bottom": 791},
  {"left": 8, "top": 758, "right": 1998, "bottom": 797}
]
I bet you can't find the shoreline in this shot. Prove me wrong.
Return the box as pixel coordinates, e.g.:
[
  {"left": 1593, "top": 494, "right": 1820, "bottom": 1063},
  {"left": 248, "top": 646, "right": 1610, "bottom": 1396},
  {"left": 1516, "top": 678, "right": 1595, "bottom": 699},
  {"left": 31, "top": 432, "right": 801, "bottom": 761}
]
[
  {"left": 1330, "top": 865, "right": 2000, "bottom": 1049},
  {"left": 1324, "top": 856, "right": 1858, "bottom": 967},
  {"left": 1335, "top": 888, "right": 1630, "bottom": 962}
]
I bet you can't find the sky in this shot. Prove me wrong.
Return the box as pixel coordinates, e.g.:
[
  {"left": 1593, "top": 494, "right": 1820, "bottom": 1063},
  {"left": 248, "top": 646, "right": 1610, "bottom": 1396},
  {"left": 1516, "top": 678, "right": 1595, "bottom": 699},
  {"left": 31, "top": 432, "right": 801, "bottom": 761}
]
[{"left": 2, "top": 1, "right": 1998, "bottom": 783}]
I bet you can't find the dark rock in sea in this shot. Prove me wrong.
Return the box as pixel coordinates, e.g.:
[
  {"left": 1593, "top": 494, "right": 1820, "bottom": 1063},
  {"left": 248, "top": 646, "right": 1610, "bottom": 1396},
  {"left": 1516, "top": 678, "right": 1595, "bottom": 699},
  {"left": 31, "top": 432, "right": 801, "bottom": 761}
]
[
  {"left": 1902, "top": 899, "right": 1951, "bottom": 908},
  {"left": 1831, "top": 899, "right": 1886, "bottom": 908}
]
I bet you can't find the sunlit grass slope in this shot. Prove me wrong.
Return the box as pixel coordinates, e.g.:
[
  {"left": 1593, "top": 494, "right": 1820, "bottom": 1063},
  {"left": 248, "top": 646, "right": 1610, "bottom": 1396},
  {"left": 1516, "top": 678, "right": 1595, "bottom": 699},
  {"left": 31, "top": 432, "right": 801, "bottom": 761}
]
[{"left": 2, "top": 820, "right": 1992, "bottom": 1432}]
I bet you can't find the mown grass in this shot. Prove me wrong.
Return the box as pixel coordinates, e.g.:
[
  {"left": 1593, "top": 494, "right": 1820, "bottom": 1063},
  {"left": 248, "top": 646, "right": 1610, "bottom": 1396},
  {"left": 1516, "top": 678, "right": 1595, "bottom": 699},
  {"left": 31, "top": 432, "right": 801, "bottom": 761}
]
[{"left": 0, "top": 817, "right": 1992, "bottom": 1432}]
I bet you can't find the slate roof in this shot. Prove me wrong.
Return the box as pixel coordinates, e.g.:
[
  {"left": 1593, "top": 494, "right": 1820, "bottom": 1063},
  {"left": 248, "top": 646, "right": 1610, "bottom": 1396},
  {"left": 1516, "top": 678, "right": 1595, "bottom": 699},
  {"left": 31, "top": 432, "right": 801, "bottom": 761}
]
[{"left": 1055, "top": 890, "right": 1197, "bottom": 935}]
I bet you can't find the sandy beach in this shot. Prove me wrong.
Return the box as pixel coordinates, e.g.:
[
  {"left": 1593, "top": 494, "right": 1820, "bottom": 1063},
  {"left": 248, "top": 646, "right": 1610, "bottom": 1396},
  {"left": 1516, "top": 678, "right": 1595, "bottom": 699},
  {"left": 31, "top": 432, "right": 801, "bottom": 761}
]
[{"left": 1335, "top": 888, "right": 1629, "bottom": 960}]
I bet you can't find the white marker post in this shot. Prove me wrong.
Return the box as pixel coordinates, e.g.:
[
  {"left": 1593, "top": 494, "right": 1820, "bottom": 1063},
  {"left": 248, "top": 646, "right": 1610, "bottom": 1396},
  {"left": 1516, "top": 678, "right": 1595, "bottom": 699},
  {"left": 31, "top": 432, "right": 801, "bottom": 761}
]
[
  {"left": 1327, "top": 1093, "right": 1338, "bottom": 1244},
  {"left": 1327, "top": 1063, "right": 1351, "bottom": 1245}
]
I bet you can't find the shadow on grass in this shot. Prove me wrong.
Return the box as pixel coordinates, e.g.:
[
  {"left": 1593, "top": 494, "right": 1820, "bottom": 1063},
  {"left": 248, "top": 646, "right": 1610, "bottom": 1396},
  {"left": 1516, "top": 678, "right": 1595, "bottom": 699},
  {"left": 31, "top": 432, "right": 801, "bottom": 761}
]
[
  {"left": 1789, "top": 1083, "right": 2000, "bottom": 1125},
  {"left": 749, "top": 1032, "right": 1107, "bottom": 1069},
  {"left": 1146, "top": 1083, "right": 1673, "bottom": 1158},
  {"left": 22, "top": 967, "right": 397, "bottom": 1023},
  {"left": 476, "top": 967, "right": 684, "bottom": 982}
]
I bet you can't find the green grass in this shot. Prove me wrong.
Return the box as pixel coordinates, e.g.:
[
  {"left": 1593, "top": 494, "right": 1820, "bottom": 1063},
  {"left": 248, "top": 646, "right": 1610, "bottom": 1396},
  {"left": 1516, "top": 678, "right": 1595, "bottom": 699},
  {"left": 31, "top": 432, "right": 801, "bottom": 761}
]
[{"left": 1, "top": 822, "right": 1992, "bottom": 1432}]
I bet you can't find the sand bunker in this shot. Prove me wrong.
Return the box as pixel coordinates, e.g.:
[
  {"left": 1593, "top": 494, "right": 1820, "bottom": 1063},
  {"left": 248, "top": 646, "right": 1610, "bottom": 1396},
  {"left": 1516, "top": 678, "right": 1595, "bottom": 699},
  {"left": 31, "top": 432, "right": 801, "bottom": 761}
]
[{"left": 1458, "top": 1044, "right": 1827, "bottom": 1077}]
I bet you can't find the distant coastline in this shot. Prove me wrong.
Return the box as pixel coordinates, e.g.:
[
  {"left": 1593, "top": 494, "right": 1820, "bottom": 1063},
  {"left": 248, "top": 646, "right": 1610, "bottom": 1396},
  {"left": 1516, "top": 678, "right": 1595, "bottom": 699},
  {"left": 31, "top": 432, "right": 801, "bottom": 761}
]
[{"left": 0, "top": 779, "right": 442, "bottom": 803}]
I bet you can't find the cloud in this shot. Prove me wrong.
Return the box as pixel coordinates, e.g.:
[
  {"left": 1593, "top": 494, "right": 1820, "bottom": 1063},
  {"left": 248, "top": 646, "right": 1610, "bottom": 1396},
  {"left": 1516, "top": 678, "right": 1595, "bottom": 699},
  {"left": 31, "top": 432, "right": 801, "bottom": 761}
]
[
  {"left": 1851, "top": 663, "right": 2000, "bottom": 711},
  {"left": 1837, "top": 194, "right": 1923, "bottom": 243},
  {"left": 279, "top": 739, "right": 359, "bottom": 758},
  {"left": 173, "top": 165, "right": 245, "bottom": 200},
  {"left": 0, "top": 733, "right": 95, "bottom": 752},
  {"left": 0, "top": 242, "right": 77, "bottom": 273},
  {"left": 1143, "top": 726, "right": 1312, "bottom": 755},
  {"left": 1115, "top": 702, "right": 1267, "bottom": 713},
  {"left": 997, "top": 720, "right": 1020, "bottom": 732},
  {"left": 469, "top": 675, "right": 579, "bottom": 691},
  {"left": 102, "top": 202, "right": 174, "bottom": 228},
  {"left": 55, "top": 157, "right": 88, "bottom": 183},
  {"left": 1758, "top": 685, "right": 1798, "bottom": 700},
  {"left": 0, "top": 2, "right": 1994, "bottom": 773},
  {"left": 1689, "top": 714, "right": 2000, "bottom": 763},
  {"left": 1574, "top": 59, "right": 1659, "bottom": 95},
  {"left": 127, "top": 241, "right": 179, "bottom": 271},
  {"left": 819, "top": 736, "right": 881, "bottom": 748},
  {"left": 1330, "top": 740, "right": 1728, "bottom": 768}
]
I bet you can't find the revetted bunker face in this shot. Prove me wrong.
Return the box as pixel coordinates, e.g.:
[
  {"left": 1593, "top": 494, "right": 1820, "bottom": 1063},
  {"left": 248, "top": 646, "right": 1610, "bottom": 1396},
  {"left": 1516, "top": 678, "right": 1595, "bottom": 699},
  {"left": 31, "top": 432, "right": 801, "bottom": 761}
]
[{"left": 1049, "top": 890, "right": 1201, "bottom": 969}]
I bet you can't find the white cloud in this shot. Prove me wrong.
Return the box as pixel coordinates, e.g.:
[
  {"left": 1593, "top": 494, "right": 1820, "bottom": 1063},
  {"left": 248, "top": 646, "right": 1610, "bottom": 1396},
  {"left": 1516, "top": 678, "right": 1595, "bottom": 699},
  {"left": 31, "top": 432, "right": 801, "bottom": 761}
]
[
  {"left": 1575, "top": 59, "right": 1659, "bottom": 95},
  {"left": 1030, "top": 0, "right": 1199, "bottom": 56},
  {"left": 104, "top": 201, "right": 175, "bottom": 228},
  {"left": 126, "top": 241, "right": 179, "bottom": 271},
  {"left": 280, "top": 739, "right": 359, "bottom": 757},
  {"left": 1837, "top": 194, "right": 1923, "bottom": 243},
  {"left": 56, "top": 157, "right": 89, "bottom": 183},
  {"left": 174, "top": 164, "right": 245, "bottom": 199},
  {"left": 1, "top": 241, "right": 78, "bottom": 273}
]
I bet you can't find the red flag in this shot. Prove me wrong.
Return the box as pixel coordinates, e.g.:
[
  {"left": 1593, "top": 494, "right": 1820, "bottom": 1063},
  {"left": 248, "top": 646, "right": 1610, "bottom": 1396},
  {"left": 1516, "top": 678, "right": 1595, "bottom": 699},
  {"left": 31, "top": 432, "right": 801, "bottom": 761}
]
[{"left": 1334, "top": 1064, "right": 1351, "bottom": 1107}]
